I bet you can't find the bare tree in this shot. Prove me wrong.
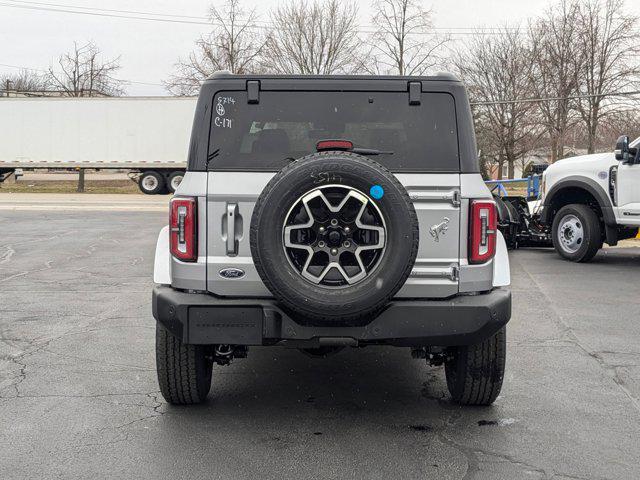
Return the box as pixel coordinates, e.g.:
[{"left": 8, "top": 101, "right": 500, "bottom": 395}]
[
  {"left": 46, "top": 41, "right": 124, "bottom": 97},
  {"left": 366, "top": 0, "right": 449, "bottom": 75},
  {"left": 166, "top": 0, "right": 265, "bottom": 95},
  {"left": 528, "top": 0, "right": 583, "bottom": 162},
  {"left": 1, "top": 69, "right": 48, "bottom": 96},
  {"left": 575, "top": 0, "right": 640, "bottom": 153},
  {"left": 262, "top": 0, "right": 361, "bottom": 75},
  {"left": 596, "top": 109, "right": 640, "bottom": 148},
  {"left": 457, "top": 28, "right": 538, "bottom": 179}
]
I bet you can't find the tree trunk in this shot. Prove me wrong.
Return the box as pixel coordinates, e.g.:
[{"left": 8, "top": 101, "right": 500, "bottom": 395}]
[
  {"left": 587, "top": 119, "right": 598, "bottom": 154},
  {"left": 77, "top": 168, "right": 85, "bottom": 193},
  {"left": 550, "top": 135, "right": 559, "bottom": 163}
]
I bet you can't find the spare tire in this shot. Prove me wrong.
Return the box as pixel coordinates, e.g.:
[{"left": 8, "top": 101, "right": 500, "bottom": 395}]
[{"left": 250, "top": 151, "right": 419, "bottom": 325}]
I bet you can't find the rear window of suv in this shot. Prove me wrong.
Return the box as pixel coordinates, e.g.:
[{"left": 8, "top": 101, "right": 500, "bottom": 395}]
[{"left": 208, "top": 91, "right": 459, "bottom": 172}]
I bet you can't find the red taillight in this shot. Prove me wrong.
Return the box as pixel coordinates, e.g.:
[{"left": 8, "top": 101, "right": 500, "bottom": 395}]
[
  {"left": 316, "top": 139, "right": 353, "bottom": 151},
  {"left": 170, "top": 197, "right": 197, "bottom": 262},
  {"left": 469, "top": 200, "right": 497, "bottom": 264}
]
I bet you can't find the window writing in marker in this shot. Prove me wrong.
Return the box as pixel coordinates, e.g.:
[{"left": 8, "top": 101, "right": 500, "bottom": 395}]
[{"left": 214, "top": 96, "right": 236, "bottom": 129}]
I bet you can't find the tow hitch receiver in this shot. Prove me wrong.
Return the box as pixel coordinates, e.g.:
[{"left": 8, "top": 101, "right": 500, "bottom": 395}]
[{"left": 209, "top": 345, "right": 248, "bottom": 366}]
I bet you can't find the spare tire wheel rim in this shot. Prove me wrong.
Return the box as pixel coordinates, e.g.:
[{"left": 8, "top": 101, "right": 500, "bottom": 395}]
[
  {"left": 283, "top": 184, "right": 386, "bottom": 287},
  {"left": 558, "top": 214, "right": 583, "bottom": 253}
]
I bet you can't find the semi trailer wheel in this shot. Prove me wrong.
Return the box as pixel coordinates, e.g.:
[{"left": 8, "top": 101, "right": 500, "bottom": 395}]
[
  {"left": 138, "top": 170, "right": 165, "bottom": 195},
  {"left": 167, "top": 171, "right": 184, "bottom": 194},
  {"left": 552, "top": 204, "right": 602, "bottom": 262}
]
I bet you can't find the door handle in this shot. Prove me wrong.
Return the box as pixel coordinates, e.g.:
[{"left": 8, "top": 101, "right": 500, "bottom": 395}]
[{"left": 226, "top": 203, "right": 239, "bottom": 256}]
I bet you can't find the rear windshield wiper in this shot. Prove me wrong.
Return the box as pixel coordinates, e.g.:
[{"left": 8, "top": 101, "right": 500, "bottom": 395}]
[
  {"left": 315, "top": 140, "right": 393, "bottom": 156},
  {"left": 351, "top": 147, "right": 394, "bottom": 156}
]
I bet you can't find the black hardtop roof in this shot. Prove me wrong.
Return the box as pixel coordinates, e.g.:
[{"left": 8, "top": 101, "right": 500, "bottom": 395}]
[{"left": 205, "top": 70, "right": 460, "bottom": 83}]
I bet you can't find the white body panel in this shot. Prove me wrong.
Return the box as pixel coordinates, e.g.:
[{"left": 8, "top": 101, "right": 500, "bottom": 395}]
[
  {"left": 543, "top": 152, "right": 615, "bottom": 199},
  {"left": 154, "top": 226, "right": 171, "bottom": 285},
  {"left": 492, "top": 232, "right": 510, "bottom": 287},
  {"left": 0, "top": 97, "right": 197, "bottom": 169},
  {"left": 617, "top": 162, "right": 640, "bottom": 220}
]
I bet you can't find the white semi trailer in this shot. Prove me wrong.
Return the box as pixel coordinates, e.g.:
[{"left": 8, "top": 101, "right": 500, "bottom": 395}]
[{"left": 0, "top": 96, "right": 197, "bottom": 194}]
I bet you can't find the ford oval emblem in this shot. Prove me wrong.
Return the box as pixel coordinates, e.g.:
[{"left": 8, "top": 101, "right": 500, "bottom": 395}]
[{"left": 219, "top": 268, "right": 245, "bottom": 279}]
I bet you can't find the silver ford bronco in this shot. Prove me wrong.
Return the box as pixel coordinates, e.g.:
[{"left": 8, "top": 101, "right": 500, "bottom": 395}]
[{"left": 152, "top": 72, "right": 511, "bottom": 406}]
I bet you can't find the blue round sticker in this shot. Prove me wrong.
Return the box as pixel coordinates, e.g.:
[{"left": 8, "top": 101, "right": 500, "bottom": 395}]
[{"left": 370, "top": 185, "right": 384, "bottom": 200}]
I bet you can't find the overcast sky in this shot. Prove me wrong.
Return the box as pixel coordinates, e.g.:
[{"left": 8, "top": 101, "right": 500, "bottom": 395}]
[{"left": 0, "top": 0, "right": 594, "bottom": 95}]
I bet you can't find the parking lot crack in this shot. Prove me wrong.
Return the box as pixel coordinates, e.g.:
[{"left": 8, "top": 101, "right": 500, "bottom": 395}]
[
  {"left": 438, "top": 430, "right": 596, "bottom": 480},
  {"left": 0, "top": 245, "right": 15, "bottom": 264},
  {"left": 518, "top": 259, "right": 640, "bottom": 414}
]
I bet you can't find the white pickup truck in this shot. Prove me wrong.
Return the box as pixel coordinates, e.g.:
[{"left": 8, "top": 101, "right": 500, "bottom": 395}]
[{"left": 539, "top": 135, "right": 640, "bottom": 261}]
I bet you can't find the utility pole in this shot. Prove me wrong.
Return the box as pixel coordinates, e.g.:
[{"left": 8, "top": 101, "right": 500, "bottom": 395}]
[{"left": 5, "top": 79, "right": 11, "bottom": 97}]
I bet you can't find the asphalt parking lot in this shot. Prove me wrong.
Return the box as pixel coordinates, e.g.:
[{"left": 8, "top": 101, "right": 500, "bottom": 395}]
[{"left": 1, "top": 205, "right": 640, "bottom": 479}]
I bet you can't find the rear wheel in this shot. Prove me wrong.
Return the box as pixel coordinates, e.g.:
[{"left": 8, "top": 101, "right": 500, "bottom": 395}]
[
  {"left": 156, "top": 324, "right": 212, "bottom": 405},
  {"left": 444, "top": 327, "right": 506, "bottom": 406},
  {"left": 138, "top": 170, "right": 165, "bottom": 195},
  {"left": 552, "top": 204, "right": 601, "bottom": 262}
]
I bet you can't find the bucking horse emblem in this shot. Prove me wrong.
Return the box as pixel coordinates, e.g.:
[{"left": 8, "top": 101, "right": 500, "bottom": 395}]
[{"left": 429, "top": 217, "right": 450, "bottom": 242}]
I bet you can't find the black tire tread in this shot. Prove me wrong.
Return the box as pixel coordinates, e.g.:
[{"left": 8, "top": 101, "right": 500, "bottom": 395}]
[
  {"left": 445, "top": 327, "right": 506, "bottom": 406},
  {"left": 250, "top": 151, "right": 419, "bottom": 324},
  {"left": 156, "top": 324, "right": 211, "bottom": 405}
]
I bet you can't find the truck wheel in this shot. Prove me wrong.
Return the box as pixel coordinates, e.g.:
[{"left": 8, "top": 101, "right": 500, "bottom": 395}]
[
  {"left": 444, "top": 327, "right": 506, "bottom": 406},
  {"left": 139, "top": 171, "right": 165, "bottom": 195},
  {"left": 250, "top": 151, "right": 419, "bottom": 325},
  {"left": 552, "top": 204, "right": 601, "bottom": 262},
  {"left": 156, "top": 324, "right": 212, "bottom": 405},
  {"left": 167, "top": 171, "right": 184, "bottom": 194}
]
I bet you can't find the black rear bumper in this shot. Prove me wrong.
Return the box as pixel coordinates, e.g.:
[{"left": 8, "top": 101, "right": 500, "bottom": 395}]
[{"left": 152, "top": 286, "right": 511, "bottom": 347}]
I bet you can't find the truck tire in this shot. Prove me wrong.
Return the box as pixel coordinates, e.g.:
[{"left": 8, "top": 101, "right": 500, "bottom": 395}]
[
  {"left": 250, "top": 151, "right": 419, "bottom": 325},
  {"left": 139, "top": 170, "right": 165, "bottom": 195},
  {"left": 552, "top": 204, "right": 601, "bottom": 262},
  {"left": 445, "top": 326, "right": 506, "bottom": 405},
  {"left": 167, "top": 171, "right": 184, "bottom": 194},
  {"left": 156, "top": 324, "right": 212, "bottom": 405}
]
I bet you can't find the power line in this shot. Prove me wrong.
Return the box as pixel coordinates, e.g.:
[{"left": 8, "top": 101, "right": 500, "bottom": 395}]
[
  {"left": 0, "top": 62, "right": 164, "bottom": 87},
  {"left": 0, "top": 0, "right": 516, "bottom": 36},
  {"left": 5, "top": 60, "right": 638, "bottom": 101},
  {"left": 471, "top": 90, "right": 640, "bottom": 106},
  {"left": 3, "top": 0, "right": 208, "bottom": 20},
  {"left": 5, "top": 0, "right": 522, "bottom": 31},
  {"left": 0, "top": 1, "right": 214, "bottom": 26},
  {"left": 0, "top": 62, "right": 47, "bottom": 73}
]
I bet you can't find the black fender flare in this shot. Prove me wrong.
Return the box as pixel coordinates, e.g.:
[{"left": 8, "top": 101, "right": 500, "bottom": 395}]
[{"left": 541, "top": 176, "right": 617, "bottom": 244}]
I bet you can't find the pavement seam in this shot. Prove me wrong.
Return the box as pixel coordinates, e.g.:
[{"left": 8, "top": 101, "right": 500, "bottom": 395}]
[{"left": 517, "top": 258, "right": 640, "bottom": 414}]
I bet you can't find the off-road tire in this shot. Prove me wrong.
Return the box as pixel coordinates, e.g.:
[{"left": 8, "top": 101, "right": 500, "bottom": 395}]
[
  {"left": 552, "top": 204, "right": 601, "bottom": 262},
  {"left": 250, "top": 151, "right": 419, "bottom": 325},
  {"left": 444, "top": 327, "right": 506, "bottom": 406},
  {"left": 156, "top": 324, "right": 212, "bottom": 405}
]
